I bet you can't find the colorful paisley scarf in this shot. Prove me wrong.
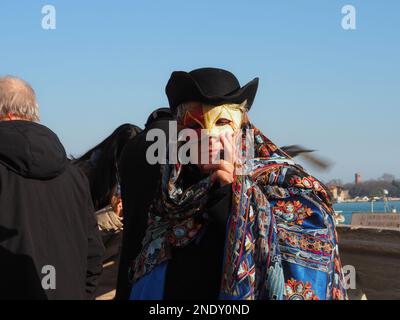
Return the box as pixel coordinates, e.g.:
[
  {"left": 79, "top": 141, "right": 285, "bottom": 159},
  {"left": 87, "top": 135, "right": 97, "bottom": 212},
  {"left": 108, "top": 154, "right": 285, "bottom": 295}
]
[{"left": 131, "top": 123, "right": 347, "bottom": 300}]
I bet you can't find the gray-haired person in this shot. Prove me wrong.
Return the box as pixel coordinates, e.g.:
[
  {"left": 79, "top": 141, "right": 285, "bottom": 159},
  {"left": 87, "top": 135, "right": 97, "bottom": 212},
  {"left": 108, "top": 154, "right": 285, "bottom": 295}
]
[{"left": 0, "top": 76, "right": 104, "bottom": 300}]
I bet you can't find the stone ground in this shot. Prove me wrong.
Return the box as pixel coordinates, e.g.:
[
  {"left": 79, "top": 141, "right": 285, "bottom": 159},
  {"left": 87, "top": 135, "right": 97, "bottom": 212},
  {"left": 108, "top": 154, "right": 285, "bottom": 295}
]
[
  {"left": 95, "top": 231, "right": 122, "bottom": 300},
  {"left": 337, "top": 225, "right": 400, "bottom": 300},
  {"left": 95, "top": 259, "right": 118, "bottom": 300}
]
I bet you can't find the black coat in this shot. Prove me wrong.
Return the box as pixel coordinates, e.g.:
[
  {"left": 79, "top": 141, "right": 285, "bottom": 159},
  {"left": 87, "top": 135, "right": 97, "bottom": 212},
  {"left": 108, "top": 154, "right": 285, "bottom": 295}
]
[
  {"left": 116, "top": 120, "right": 169, "bottom": 300},
  {"left": 0, "top": 121, "right": 104, "bottom": 300},
  {"left": 116, "top": 119, "right": 232, "bottom": 300}
]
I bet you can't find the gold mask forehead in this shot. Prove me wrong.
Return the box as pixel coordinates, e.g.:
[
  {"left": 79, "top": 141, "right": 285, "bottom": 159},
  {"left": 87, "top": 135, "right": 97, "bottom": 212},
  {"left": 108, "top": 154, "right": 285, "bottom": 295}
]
[{"left": 178, "top": 101, "right": 246, "bottom": 135}]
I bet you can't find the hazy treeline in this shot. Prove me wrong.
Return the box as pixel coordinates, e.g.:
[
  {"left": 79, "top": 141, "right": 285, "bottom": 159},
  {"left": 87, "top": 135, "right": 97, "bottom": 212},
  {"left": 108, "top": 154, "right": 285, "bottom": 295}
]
[{"left": 328, "top": 174, "right": 400, "bottom": 198}]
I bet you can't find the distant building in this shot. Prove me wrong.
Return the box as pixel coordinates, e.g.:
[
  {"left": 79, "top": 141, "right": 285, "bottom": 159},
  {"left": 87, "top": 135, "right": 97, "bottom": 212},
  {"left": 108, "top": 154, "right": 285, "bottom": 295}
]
[
  {"left": 328, "top": 185, "right": 351, "bottom": 203},
  {"left": 355, "top": 173, "right": 362, "bottom": 185},
  {"left": 340, "top": 189, "right": 350, "bottom": 202}
]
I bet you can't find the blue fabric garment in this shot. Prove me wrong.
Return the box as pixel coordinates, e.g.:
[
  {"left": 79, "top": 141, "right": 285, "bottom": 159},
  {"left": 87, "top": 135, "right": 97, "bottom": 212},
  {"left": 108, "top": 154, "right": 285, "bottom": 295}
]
[{"left": 129, "top": 262, "right": 168, "bottom": 300}]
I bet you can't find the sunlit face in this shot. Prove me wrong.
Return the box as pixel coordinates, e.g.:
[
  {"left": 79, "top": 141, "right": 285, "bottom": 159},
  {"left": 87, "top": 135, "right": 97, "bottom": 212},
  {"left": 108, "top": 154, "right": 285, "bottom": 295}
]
[{"left": 177, "top": 101, "right": 246, "bottom": 164}]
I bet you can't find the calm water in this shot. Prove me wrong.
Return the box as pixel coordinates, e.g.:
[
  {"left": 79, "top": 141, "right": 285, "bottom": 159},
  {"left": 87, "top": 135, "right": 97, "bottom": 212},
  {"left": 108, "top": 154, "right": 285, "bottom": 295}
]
[{"left": 333, "top": 201, "right": 400, "bottom": 225}]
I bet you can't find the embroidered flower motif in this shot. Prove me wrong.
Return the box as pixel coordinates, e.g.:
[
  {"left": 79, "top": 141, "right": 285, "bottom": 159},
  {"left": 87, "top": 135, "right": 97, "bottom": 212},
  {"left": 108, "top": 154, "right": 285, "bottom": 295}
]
[
  {"left": 167, "top": 219, "right": 202, "bottom": 246},
  {"left": 284, "top": 278, "right": 319, "bottom": 300},
  {"left": 277, "top": 228, "right": 333, "bottom": 256},
  {"left": 289, "top": 175, "right": 331, "bottom": 205},
  {"left": 272, "top": 200, "right": 313, "bottom": 225},
  {"left": 289, "top": 175, "right": 316, "bottom": 189}
]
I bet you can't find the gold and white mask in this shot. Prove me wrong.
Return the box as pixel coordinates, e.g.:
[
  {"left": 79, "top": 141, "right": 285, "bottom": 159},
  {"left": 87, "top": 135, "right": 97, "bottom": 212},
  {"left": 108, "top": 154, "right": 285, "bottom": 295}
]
[{"left": 177, "top": 101, "right": 246, "bottom": 137}]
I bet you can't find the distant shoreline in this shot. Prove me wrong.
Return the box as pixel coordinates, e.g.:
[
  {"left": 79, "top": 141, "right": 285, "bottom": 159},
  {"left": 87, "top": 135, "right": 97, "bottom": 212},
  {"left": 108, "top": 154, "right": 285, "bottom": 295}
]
[
  {"left": 333, "top": 200, "right": 400, "bottom": 225},
  {"left": 336, "top": 198, "right": 400, "bottom": 204}
]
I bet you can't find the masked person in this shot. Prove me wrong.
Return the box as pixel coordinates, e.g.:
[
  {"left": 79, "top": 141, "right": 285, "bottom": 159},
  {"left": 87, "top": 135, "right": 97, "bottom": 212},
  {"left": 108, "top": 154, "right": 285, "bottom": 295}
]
[{"left": 129, "top": 68, "right": 347, "bottom": 300}]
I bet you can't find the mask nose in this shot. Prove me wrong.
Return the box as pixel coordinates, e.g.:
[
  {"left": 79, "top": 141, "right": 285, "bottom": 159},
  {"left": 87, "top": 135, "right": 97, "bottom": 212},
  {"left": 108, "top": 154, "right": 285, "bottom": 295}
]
[{"left": 207, "top": 125, "right": 234, "bottom": 137}]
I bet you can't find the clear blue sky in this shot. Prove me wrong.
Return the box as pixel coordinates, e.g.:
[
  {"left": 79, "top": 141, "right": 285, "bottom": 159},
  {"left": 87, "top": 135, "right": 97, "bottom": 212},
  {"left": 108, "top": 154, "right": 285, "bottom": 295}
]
[{"left": 1, "top": 0, "right": 399, "bottom": 183}]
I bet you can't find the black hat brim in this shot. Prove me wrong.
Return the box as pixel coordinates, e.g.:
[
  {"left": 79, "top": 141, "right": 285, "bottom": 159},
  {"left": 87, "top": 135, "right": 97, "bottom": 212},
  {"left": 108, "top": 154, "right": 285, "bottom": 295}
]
[{"left": 166, "top": 71, "right": 259, "bottom": 113}]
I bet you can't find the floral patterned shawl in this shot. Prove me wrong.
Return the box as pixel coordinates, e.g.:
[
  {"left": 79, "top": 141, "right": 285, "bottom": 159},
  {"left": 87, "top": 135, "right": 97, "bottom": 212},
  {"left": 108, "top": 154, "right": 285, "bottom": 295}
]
[{"left": 131, "top": 123, "right": 347, "bottom": 300}]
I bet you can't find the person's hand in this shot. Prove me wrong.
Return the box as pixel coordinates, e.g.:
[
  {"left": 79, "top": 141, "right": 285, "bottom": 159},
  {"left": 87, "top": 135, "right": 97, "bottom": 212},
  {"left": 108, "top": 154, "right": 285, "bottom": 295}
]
[{"left": 200, "top": 132, "right": 237, "bottom": 187}]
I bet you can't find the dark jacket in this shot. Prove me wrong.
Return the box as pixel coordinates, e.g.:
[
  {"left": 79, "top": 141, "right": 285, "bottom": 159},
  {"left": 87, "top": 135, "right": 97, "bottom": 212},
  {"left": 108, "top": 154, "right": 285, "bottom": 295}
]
[
  {"left": 0, "top": 120, "right": 104, "bottom": 300},
  {"left": 116, "top": 120, "right": 169, "bottom": 300},
  {"left": 116, "top": 119, "right": 232, "bottom": 300},
  {"left": 164, "top": 181, "right": 232, "bottom": 300}
]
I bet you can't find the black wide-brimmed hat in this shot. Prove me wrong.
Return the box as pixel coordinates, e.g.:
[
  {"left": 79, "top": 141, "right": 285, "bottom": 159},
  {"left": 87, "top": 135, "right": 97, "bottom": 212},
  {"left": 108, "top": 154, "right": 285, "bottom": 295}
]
[{"left": 166, "top": 67, "right": 259, "bottom": 113}]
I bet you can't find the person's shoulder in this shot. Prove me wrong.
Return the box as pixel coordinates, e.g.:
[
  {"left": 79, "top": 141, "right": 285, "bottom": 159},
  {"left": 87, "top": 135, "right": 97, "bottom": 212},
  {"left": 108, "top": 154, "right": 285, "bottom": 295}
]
[
  {"left": 282, "top": 164, "right": 333, "bottom": 208},
  {"left": 61, "top": 162, "right": 91, "bottom": 193}
]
